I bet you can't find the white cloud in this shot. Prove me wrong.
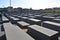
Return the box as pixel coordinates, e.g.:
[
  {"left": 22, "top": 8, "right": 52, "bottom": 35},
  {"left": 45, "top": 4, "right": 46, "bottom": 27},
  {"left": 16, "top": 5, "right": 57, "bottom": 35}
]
[
  {"left": 30, "top": 0, "right": 60, "bottom": 9},
  {"left": 0, "top": 0, "right": 60, "bottom": 9}
]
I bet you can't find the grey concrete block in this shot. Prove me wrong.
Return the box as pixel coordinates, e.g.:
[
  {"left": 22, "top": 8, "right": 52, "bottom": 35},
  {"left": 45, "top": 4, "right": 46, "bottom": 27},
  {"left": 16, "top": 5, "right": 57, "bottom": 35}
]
[
  {"left": 17, "top": 21, "right": 30, "bottom": 28},
  {"left": 3, "top": 23, "right": 34, "bottom": 40},
  {"left": 27, "top": 25, "right": 58, "bottom": 40},
  {"left": 43, "top": 21, "right": 60, "bottom": 32}
]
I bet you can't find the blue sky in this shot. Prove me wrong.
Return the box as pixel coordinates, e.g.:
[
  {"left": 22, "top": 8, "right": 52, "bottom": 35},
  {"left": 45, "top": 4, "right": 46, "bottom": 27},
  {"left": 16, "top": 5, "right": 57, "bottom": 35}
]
[{"left": 0, "top": 0, "right": 60, "bottom": 9}]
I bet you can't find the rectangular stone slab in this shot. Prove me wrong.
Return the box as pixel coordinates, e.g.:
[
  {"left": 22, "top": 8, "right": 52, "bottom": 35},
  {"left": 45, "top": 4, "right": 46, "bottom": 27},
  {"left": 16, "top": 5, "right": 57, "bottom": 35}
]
[
  {"left": 10, "top": 16, "right": 20, "bottom": 20},
  {"left": 53, "top": 19, "right": 60, "bottom": 21},
  {"left": 17, "top": 21, "right": 30, "bottom": 26},
  {"left": 21, "top": 17, "right": 28, "bottom": 19},
  {"left": 28, "top": 18, "right": 41, "bottom": 22},
  {"left": 43, "top": 21, "right": 60, "bottom": 27},
  {"left": 43, "top": 21, "right": 60, "bottom": 32},
  {"left": 2, "top": 16, "right": 9, "bottom": 21},
  {"left": 28, "top": 25, "right": 58, "bottom": 40},
  {"left": 43, "top": 16, "right": 55, "bottom": 19},
  {"left": 29, "top": 25, "right": 58, "bottom": 36},
  {"left": 3, "top": 23, "right": 34, "bottom": 40}
]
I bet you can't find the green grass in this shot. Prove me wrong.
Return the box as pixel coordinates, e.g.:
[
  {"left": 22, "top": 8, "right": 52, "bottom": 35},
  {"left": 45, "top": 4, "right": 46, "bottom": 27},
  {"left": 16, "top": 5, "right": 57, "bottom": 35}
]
[{"left": 43, "top": 10, "right": 60, "bottom": 13}]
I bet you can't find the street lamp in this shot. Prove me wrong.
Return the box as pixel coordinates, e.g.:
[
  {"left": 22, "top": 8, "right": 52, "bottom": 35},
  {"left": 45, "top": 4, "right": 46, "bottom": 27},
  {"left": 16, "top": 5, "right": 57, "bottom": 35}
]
[{"left": 10, "top": 0, "right": 11, "bottom": 6}]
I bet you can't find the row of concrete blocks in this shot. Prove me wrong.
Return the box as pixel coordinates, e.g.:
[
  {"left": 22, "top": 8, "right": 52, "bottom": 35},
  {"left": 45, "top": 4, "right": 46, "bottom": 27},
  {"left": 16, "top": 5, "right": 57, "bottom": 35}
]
[
  {"left": 34, "top": 16, "right": 60, "bottom": 23},
  {"left": 14, "top": 17, "right": 60, "bottom": 40},
  {"left": 11, "top": 15, "right": 60, "bottom": 25},
  {"left": 2, "top": 15, "right": 41, "bottom": 25},
  {"left": 2, "top": 16, "right": 60, "bottom": 30},
  {"left": 3, "top": 13, "right": 60, "bottom": 24},
  {"left": 2, "top": 15, "right": 60, "bottom": 40},
  {"left": 2, "top": 15, "right": 60, "bottom": 28},
  {"left": 2, "top": 15, "right": 20, "bottom": 23},
  {"left": 10, "top": 18, "right": 60, "bottom": 40},
  {"left": 17, "top": 20, "right": 60, "bottom": 40}
]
